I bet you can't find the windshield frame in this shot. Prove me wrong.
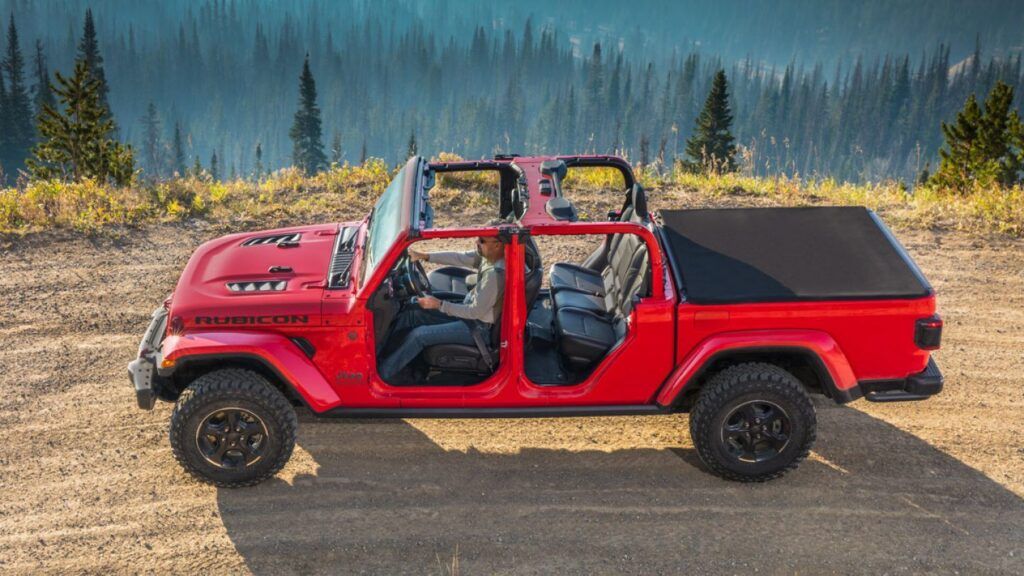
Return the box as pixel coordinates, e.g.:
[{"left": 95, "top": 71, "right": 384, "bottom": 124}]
[{"left": 359, "top": 157, "right": 427, "bottom": 288}]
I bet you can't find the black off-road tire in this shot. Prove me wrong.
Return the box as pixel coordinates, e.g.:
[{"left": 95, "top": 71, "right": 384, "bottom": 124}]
[
  {"left": 689, "top": 362, "right": 816, "bottom": 482},
  {"left": 169, "top": 368, "right": 298, "bottom": 488}
]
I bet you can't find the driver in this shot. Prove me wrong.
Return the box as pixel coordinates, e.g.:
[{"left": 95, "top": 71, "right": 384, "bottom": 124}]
[{"left": 378, "top": 223, "right": 506, "bottom": 381}]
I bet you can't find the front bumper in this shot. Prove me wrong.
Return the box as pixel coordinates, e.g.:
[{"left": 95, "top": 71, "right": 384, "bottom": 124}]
[
  {"left": 127, "top": 307, "right": 168, "bottom": 410},
  {"left": 860, "top": 357, "right": 944, "bottom": 402}
]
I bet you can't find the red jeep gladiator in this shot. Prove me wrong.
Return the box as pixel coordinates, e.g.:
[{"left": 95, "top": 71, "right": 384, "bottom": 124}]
[{"left": 129, "top": 155, "right": 943, "bottom": 487}]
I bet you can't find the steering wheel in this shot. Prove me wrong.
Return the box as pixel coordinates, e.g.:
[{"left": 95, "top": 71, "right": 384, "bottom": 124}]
[{"left": 404, "top": 256, "right": 431, "bottom": 297}]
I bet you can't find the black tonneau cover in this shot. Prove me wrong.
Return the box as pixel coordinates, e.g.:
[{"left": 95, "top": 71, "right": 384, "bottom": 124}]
[{"left": 659, "top": 207, "right": 932, "bottom": 304}]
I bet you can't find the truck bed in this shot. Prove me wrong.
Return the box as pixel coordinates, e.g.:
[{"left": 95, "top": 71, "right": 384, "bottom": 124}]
[{"left": 658, "top": 207, "right": 932, "bottom": 304}]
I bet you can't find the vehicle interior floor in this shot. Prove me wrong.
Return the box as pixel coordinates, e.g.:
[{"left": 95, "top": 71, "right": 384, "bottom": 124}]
[{"left": 524, "top": 293, "right": 585, "bottom": 385}]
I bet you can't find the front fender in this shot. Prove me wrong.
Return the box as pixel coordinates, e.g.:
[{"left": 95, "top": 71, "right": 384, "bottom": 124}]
[
  {"left": 160, "top": 331, "right": 342, "bottom": 412},
  {"left": 655, "top": 329, "right": 858, "bottom": 407}
]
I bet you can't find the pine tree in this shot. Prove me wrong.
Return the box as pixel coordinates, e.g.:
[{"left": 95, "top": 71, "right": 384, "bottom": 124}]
[
  {"left": 359, "top": 137, "right": 367, "bottom": 165},
  {"left": 2, "top": 14, "right": 35, "bottom": 178},
  {"left": 171, "top": 122, "right": 186, "bottom": 176},
  {"left": 254, "top": 142, "right": 263, "bottom": 179},
  {"left": 32, "top": 40, "right": 55, "bottom": 123},
  {"left": 140, "top": 102, "right": 161, "bottom": 178},
  {"left": 684, "top": 69, "right": 737, "bottom": 173},
  {"left": 917, "top": 162, "right": 931, "bottom": 186},
  {"left": 977, "top": 81, "right": 1023, "bottom": 187},
  {"left": 28, "top": 59, "right": 134, "bottom": 184},
  {"left": 931, "top": 81, "right": 1024, "bottom": 192},
  {"left": 192, "top": 155, "right": 202, "bottom": 178},
  {"left": 582, "top": 43, "right": 604, "bottom": 151},
  {"left": 209, "top": 150, "right": 219, "bottom": 181},
  {"left": 330, "top": 131, "right": 342, "bottom": 165},
  {"left": 0, "top": 64, "right": 9, "bottom": 183},
  {"left": 77, "top": 9, "right": 110, "bottom": 117},
  {"left": 407, "top": 129, "right": 417, "bottom": 158},
  {"left": 931, "top": 94, "right": 983, "bottom": 194},
  {"left": 289, "top": 54, "right": 326, "bottom": 175},
  {"left": 639, "top": 134, "right": 650, "bottom": 166}
]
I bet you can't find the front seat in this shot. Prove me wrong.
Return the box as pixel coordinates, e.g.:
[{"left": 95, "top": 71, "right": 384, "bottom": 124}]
[
  {"left": 428, "top": 266, "right": 476, "bottom": 300},
  {"left": 419, "top": 235, "right": 542, "bottom": 376},
  {"left": 427, "top": 234, "right": 543, "bottom": 302},
  {"left": 420, "top": 316, "right": 501, "bottom": 374}
]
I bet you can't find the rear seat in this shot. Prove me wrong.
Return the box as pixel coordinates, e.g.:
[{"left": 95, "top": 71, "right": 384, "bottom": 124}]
[
  {"left": 551, "top": 185, "right": 650, "bottom": 317},
  {"left": 553, "top": 249, "right": 649, "bottom": 369},
  {"left": 555, "top": 308, "right": 626, "bottom": 369},
  {"left": 549, "top": 203, "right": 635, "bottom": 296},
  {"left": 551, "top": 186, "right": 651, "bottom": 369}
]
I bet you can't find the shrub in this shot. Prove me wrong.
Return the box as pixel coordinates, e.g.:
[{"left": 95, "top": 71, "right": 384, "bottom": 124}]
[{"left": 0, "top": 157, "right": 1020, "bottom": 238}]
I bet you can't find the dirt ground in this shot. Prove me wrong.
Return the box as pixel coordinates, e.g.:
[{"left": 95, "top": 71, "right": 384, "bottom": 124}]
[{"left": 1, "top": 209, "right": 1023, "bottom": 574}]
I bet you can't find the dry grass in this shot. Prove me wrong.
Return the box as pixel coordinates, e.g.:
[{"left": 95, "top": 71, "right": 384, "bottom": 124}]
[
  {"left": 1, "top": 157, "right": 1022, "bottom": 237},
  {"left": 568, "top": 165, "right": 1024, "bottom": 237}
]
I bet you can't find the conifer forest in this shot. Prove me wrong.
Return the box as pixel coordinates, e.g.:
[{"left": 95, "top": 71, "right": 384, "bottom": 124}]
[{"left": 1, "top": 0, "right": 1023, "bottom": 184}]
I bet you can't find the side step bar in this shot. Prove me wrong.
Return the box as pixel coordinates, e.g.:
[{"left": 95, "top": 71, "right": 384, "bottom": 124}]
[{"left": 320, "top": 405, "right": 668, "bottom": 419}]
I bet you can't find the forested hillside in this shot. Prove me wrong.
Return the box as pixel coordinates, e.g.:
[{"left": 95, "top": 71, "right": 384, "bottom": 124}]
[{"left": 0, "top": 0, "right": 1022, "bottom": 183}]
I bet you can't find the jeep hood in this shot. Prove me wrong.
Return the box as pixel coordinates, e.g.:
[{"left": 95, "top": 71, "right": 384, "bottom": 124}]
[{"left": 169, "top": 222, "right": 361, "bottom": 328}]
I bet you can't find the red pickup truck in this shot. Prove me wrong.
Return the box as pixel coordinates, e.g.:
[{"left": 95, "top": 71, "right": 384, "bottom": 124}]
[{"left": 129, "top": 155, "right": 943, "bottom": 487}]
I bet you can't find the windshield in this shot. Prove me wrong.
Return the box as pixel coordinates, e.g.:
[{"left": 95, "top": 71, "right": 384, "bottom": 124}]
[{"left": 364, "top": 168, "right": 406, "bottom": 278}]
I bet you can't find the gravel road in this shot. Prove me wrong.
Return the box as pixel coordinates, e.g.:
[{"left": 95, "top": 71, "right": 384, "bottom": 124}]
[{"left": 0, "top": 213, "right": 1022, "bottom": 574}]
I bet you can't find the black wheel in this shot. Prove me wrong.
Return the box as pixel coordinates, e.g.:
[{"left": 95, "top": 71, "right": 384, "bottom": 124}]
[
  {"left": 689, "top": 362, "right": 816, "bottom": 482},
  {"left": 169, "top": 368, "right": 297, "bottom": 488}
]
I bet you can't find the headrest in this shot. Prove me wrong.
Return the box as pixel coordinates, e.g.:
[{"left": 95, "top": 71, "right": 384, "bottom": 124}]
[
  {"left": 545, "top": 197, "right": 579, "bottom": 222},
  {"left": 539, "top": 160, "right": 568, "bottom": 180},
  {"left": 631, "top": 184, "right": 649, "bottom": 222}
]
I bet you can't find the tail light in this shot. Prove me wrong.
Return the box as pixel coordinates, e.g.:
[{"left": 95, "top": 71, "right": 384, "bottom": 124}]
[{"left": 914, "top": 314, "right": 943, "bottom": 350}]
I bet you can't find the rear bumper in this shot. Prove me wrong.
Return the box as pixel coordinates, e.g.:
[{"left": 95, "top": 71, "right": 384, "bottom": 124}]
[
  {"left": 127, "top": 307, "right": 169, "bottom": 410},
  {"left": 857, "top": 357, "right": 943, "bottom": 402}
]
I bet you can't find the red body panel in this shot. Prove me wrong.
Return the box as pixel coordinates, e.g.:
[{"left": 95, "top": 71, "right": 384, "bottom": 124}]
[
  {"left": 161, "top": 331, "right": 342, "bottom": 411},
  {"left": 160, "top": 154, "right": 939, "bottom": 414},
  {"left": 169, "top": 222, "right": 351, "bottom": 331}
]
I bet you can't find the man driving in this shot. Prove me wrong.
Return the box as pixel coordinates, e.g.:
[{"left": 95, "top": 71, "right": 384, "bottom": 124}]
[{"left": 378, "top": 225, "right": 506, "bottom": 382}]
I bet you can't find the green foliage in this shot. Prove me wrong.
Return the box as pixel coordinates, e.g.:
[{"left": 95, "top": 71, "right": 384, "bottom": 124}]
[
  {"left": 140, "top": 102, "right": 162, "bottom": 179},
  {"left": 406, "top": 130, "right": 417, "bottom": 160},
  {"left": 1, "top": 14, "right": 34, "bottom": 180},
  {"left": 930, "top": 81, "right": 1024, "bottom": 193},
  {"left": 254, "top": 142, "right": 263, "bottom": 180},
  {"left": 289, "top": 55, "right": 326, "bottom": 176},
  {"left": 685, "top": 70, "right": 737, "bottom": 174},
  {"left": 28, "top": 60, "right": 134, "bottom": 185},
  {"left": 76, "top": 8, "right": 110, "bottom": 117},
  {"left": 330, "top": 131, "right": 342, "bottom": 165},
  {"left": 32, "top": 40, "right": 56, "bottom": 122},
  {"left": 1, "top": 3, "right": 1024, "bottom": 183},
  {"left": 209, "top": 150, "right": 219, "bottom": 181},
  {"left": 171, "top": 122, "right": 186, "bottom": 177}
]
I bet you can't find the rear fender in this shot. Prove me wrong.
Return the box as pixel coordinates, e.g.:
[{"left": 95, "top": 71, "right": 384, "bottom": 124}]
[
  {"left": 160, "top": 331, "right": 341, "bottom": 412},
  {"left": 656, "top": 329, "right": 858, "bottom": 407}
]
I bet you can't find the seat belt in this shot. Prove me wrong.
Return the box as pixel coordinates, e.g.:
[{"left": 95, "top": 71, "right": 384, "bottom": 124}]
[{"left": 465, "top": 320, "right": 495, "bottom": 371}]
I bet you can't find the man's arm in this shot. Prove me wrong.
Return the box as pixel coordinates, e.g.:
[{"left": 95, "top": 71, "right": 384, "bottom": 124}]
[
  {"left": 427, "top": 250, "right": 480, "bottom": 268},
  {"left": 440, "top": 267, "right": 500, "bottom": 321}
]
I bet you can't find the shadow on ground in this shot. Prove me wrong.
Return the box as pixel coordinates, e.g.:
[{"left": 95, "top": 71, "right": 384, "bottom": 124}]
[{"left": 218, "top": 401, "right": 1023, "bottom": 575}]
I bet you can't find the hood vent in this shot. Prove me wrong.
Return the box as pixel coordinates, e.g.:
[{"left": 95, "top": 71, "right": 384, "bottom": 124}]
[
  {"left": 328, "top": 226, "right": 358, "bottom": 289},
  {"left": 228, "top": 280, "right": 288, "bottom": 292},
  {"left": 242, "top": 233, "right": 301, "bottom": 247}
]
